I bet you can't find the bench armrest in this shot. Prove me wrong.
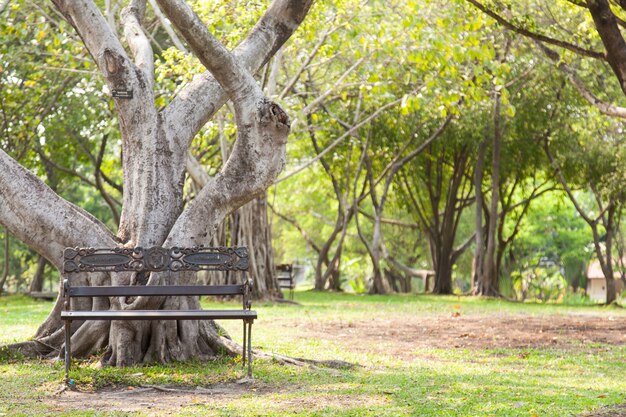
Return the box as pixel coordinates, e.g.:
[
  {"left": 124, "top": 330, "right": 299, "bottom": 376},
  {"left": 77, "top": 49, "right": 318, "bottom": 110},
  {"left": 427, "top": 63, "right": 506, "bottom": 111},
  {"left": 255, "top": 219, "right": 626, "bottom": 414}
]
[{"left": 243, "top": 277, "right": 253, "bottom": 310}]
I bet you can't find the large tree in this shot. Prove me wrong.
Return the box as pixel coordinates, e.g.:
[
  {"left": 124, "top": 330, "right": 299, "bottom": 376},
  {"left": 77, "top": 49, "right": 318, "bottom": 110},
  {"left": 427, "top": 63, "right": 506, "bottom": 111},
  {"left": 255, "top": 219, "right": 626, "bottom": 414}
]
[{"left": 1, "top": 0, "right": 312, "bottom": 365}]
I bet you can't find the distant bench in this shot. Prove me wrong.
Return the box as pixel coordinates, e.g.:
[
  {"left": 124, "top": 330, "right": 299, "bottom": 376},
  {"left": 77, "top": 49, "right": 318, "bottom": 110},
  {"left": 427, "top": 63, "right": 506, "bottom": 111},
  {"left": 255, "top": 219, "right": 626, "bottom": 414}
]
[
  {"left": 276, "top": 264, "right": 295, "bottom": 300},
  {"left": 60, "top": 246, "right": 256, "bottom": 383}
]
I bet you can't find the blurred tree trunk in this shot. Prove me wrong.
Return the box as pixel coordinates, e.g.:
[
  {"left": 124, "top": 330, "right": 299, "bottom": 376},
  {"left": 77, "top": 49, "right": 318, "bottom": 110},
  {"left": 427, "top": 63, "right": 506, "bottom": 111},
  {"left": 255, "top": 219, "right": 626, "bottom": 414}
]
[
  {"left": 0, "top": 229, "right": 8, "bottom": 294},
  {"left": 472, "top": 135, "right": 487, "bottom": 293},
  {"left": 475, "top": 92, "right": 502, "bottom": 296},
  {"left": 28, "top": 256, "right": 47, "bottom": 293},
  {"left": 402, "top": 144, "right": 473, "bottom": 295},
  {"left": 229, "top": 196, "right": 280, "bottom": 299}
]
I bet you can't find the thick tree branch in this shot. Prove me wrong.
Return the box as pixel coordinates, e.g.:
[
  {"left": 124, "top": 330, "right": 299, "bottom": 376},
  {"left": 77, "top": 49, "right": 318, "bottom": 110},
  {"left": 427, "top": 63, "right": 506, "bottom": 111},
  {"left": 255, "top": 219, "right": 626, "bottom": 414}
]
[
  {"left": 357, "top": 209, "right": 421, "bottom": 229},
  {"left": 185, "top": 152, "right": 210, "bottom": 186},
  {"left": 586, "top": 0, "right": 626, "bottom": 95},
  {"left": 157, "top": 1, "right": 298, "bottom": 248},
  {"left": 451, "top": 233, "right": 476, "bottom": 264},
  {"left": 380, "top": 115, "right": 453, "bottom": 211},
  {"left": 0, "top": 150, "right": 118, "bottom": 269},
  {"left": 268, "top": 203, "right": 323, "bottom": 254},
  {"left": 465, "top": 0, "right": 606, "bottom": 60},
  {"left": 537, "top": 42, "right": 626, "bottom": 117},
  {"left": 121, "top": 0, "right": 155, "bottom": 89},
  {"left": 543, "top": 139, "right": 597, "bottom": 224},
  {"left": 51, "top": 0, "right": 144, "bottom": 103}
]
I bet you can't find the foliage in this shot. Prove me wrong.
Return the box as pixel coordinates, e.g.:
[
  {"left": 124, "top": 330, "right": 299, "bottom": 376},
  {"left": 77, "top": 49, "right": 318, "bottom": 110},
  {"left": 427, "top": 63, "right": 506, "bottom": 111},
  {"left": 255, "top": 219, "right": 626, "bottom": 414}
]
[
  {"left": 1, "top": 1, "right": 123, "bottom": 290},
  {"left": 4, "top": 0, "right": 626, "bottom": 300},
  {"left": 504, "top": 191, "right": 594, "bottom": 300}
]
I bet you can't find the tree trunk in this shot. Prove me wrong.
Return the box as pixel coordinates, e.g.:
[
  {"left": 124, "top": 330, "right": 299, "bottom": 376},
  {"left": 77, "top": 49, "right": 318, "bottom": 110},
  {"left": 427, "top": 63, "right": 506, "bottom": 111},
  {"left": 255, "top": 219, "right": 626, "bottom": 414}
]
[
  {"left": 0, "top": 229, "right": 8, "bottom": 294},
  {"left": 402, "top": 143, "right": 473, "bottom": 296},
  {"left": 473, "top": 136, "right": 487, "bottom": 292},
  {"left": 230, "top": 196, "right": 280, "bottom": 299},
  {"left": 433, "top": 246, "right": 453, "bottom": 294},
  {"left": 600, "top": 205, "right": 617, "bottom": 304},
  {"left": 314, "top": 217, "right": 345, "bottom": 291},
  {"left": 477, "top": 92, "right": 502, "bottom": 297},
  {"left": 368, "top": 206, "right": 391, "bottom": 294},
  {"left": 28, "top": 256, "right": 47, "bottom": 293}
]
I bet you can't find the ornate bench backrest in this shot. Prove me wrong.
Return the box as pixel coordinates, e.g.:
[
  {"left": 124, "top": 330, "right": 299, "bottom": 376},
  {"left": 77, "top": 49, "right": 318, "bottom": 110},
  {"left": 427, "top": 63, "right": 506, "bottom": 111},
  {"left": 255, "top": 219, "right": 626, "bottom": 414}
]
[{"left": 63, "top": 246, "right": 249, "bottom": 274}]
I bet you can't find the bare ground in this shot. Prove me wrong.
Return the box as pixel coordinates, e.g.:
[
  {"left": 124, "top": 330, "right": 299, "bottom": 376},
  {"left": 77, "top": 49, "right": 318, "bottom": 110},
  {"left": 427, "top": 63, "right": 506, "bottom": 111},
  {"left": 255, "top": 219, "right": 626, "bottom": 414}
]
[
  {"left": 45, "top": 310, "right": 626, "bottom": 416},
  {"left": 289, "top": 312, "right": 626, "bottom": 358}
]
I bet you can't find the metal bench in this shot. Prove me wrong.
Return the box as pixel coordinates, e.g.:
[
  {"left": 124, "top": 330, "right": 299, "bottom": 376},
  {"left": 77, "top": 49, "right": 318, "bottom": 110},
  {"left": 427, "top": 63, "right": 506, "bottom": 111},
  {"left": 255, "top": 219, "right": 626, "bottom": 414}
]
[
  {"left": 61, "top": 246, "right": 256, "bottom": 383},
  {"left": 276, "top": 264, "right": 295, "bottom": 300}
]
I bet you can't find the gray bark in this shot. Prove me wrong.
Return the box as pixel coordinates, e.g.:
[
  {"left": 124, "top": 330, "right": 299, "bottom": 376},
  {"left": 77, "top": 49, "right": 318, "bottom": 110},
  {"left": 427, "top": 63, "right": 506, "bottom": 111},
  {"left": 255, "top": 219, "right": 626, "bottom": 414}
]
[{"left": 477, "top": 92, "right": 502, "bottom": 297}]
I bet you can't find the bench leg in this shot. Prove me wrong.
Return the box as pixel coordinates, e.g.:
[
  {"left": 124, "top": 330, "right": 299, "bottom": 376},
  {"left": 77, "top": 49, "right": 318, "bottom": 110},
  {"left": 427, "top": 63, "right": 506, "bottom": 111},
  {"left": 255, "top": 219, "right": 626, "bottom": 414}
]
[
  {"left": 64, "top": 320, "right": 71, "bottom": 384},
  {"left": 242, "top": 320, "right": 247, "bottom": 370},
  {"left": 247, "top": 320, "right": 253, "bottom": 377}
]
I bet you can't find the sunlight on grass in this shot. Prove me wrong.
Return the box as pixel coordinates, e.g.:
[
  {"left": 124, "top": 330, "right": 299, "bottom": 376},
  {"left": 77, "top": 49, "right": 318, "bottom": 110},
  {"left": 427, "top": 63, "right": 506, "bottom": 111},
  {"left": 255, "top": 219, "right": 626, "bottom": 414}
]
[
  {"left": 0, "top": 295, "right": 54, "bottom": 344},
  {"left": 1, "top": 292, "right": 625, "bottom": 416}
]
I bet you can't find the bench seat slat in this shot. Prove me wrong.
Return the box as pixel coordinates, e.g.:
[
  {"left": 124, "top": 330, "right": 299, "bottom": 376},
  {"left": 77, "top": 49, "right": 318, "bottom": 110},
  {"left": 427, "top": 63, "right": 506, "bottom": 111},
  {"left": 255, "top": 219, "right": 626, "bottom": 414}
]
[
  {"left": 61, "top": 309, "right": 257, "bottom": 321},
  {"left": 68, "top": 285, "right": 244, "bottom": 297}
]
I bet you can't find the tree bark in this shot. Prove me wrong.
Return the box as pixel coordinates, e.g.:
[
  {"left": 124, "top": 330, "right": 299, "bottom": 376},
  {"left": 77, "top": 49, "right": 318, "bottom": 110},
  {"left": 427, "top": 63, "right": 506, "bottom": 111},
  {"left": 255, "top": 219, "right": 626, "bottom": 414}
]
[
  {"left": 0, "top": 228, "right": 8, "bottom": 294},
  {"left": 473, "top": 136, "right": 487, "bottom": 292},
  {"left": 230, "top": 196, "right": 280, "bottom": 299},
  {"left": 477, "top": 92, "right": 502, "bottom": 297}
]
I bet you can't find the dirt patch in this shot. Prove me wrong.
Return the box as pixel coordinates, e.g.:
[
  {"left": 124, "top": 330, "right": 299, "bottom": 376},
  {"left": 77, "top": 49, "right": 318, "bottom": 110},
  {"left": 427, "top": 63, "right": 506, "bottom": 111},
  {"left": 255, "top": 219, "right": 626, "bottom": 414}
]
[
  {"left": 46, "top": 381, "right": 388, "bottom": 415},
  {"left": 45, "top": 382, "right": 260, "bottom": 414},
  {"left": 581, "top": 403, "right": 626, "bottom": 417},
  {"left": 45, "top": 311, "right": 626, "bottom": 415},
  {"left": 289, "top": 312, "right": 626, "bottom": 359}
]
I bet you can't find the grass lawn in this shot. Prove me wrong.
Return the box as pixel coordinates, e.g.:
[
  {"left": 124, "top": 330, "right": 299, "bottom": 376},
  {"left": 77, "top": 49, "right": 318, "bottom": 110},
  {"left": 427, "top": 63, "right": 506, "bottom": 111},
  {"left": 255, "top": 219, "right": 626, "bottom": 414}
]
[{"left": 0, "top": 292, "right": 625, "bottom": 416}]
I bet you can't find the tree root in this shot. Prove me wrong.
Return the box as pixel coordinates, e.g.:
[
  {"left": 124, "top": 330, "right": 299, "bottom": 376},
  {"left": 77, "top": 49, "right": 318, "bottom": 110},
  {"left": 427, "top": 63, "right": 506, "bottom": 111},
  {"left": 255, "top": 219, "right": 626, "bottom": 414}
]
[
  {"left": 272, "top": 298, "right": 300, "bottom": 306},
  {"left": 251, "top": 348, "right": 361, "bottom": 370},
  {"left": 292, "top": 357, "right": 363, "bottom": 370},
  {"left": 4, "top": 339, "right": 57, "bottom": 358},
  {"left": 2, "top": 321, "right": 362, "bottom": 374}
]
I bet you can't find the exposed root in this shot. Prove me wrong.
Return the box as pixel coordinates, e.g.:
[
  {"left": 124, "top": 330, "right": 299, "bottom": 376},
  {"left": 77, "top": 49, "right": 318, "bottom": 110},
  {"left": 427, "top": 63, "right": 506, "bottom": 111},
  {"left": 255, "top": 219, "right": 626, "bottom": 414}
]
[
  {"left": 292, "top": 358, "right": 363, "bottom": 370},
  {"left": 272, "top": 298, "right": 300, "bottom": 306},
  {"left": 4, "top": 339, "right": 57, "bottom": 358},
  {"left": 250, "top": 348, "right": 361, "bottom": 370},
  {"left": 138, "top": 384, "right": 222, "bottom": 394}
]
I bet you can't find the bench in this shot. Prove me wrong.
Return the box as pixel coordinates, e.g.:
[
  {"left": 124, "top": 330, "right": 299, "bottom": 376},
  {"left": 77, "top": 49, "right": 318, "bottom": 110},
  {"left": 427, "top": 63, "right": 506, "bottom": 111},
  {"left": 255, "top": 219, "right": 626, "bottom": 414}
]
[
  {"left": 276, "top": 264, "right": 295, "bottom": 300},
  {"left": 61, "top": 246, "right": 256, "bottom": 383}
]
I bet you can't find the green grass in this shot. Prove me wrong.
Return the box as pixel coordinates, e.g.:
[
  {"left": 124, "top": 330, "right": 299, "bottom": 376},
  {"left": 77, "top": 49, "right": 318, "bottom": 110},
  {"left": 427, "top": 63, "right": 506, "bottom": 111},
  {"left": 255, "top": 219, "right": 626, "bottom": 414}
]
[{"left": 0, "top": 292, "right": 625, "bottom": 416}]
